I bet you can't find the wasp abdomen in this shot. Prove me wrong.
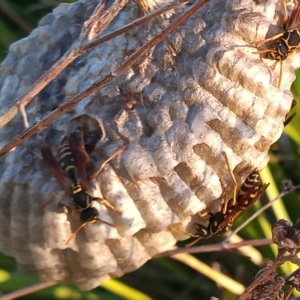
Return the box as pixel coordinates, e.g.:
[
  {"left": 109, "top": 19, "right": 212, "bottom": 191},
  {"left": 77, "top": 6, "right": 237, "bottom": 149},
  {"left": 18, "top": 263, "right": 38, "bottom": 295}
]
[{"left": 71, "top": 186, "right": 90, "bottom": 209}]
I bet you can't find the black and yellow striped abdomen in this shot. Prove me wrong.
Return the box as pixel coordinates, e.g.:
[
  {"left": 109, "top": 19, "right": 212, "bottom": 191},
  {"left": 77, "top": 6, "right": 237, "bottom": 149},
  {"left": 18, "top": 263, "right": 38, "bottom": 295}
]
[
  {"left": 59, "top": 139, "right": 77, "bottom": 183},
  {"left": 236, "top": 169, "right": 260, "bottom": 209},
  {"left": 59, "top": 138, "right": 96, "bottom": 222},
  {"left": 71, "top": 184, "right": 91, "bottom": 211},
  {"left": 195, "top": 169, "right": 262, "bottom": 240}
]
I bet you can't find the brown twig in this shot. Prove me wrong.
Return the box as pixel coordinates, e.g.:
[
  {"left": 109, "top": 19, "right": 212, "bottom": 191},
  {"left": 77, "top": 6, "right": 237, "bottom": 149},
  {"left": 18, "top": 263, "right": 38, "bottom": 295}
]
[
  {"left": 284, "top": 287, "right": 295, "bottom": 300},
  {"left": 81, "top": 0, "right": 190, "bottom": 53},
  {"left": 82, "top": 0, "right": 110, "bottom": 41},
  {"left": 0, "top": 281, "right": 55, "bottom": 300},
  {"left": 154, "top": 238, "right": 273, "bottom": 258},
  {"left": 134, "top": 0, "right": 156, "bottom": 13},
  {"left": 0, "top": 0, "right": 126, "bottom": 130},
  {"left": 0, "top": 0, "right": 189, "bottom": 130},
  {"left": 0, "top": 0, "right": 210, "bottom": 157},
  {"left": 239, "top": 255, "right": 300, "bottom": 300}
]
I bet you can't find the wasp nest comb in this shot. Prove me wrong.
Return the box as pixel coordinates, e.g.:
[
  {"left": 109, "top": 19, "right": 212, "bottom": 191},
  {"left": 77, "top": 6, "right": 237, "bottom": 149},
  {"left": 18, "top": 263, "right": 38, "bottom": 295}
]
[{"left": 0, "top": 0, "right": 297, "bottom": 290}]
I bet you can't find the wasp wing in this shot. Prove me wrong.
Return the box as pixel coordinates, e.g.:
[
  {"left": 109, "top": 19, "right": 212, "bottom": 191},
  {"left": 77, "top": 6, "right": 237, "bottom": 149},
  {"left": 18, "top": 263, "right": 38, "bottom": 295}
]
[
  {"left": 41, "top": 143, "right": 70, "bottom": 194},
  {"left": 219, "top": 181, "right": 269, "bottom": 230},
  {"left": 287, "top": 2, "right": 300, "bottom": 30},
  {"left": 68, "top": 131, "right": 90, "bottom": 191}
]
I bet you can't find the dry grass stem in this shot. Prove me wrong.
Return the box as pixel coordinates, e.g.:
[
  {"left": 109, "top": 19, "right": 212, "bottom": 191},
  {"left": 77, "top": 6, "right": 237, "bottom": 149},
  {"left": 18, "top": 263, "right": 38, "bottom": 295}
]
[{"left": 155, "top": 238, "right": 273, "bottom": 258}]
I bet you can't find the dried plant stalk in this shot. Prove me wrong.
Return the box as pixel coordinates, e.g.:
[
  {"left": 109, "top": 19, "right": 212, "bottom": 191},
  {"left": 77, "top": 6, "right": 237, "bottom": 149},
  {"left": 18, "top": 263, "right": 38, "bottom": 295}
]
[{"left": 0, "top": 0, "right": 297, "bottom": 290}]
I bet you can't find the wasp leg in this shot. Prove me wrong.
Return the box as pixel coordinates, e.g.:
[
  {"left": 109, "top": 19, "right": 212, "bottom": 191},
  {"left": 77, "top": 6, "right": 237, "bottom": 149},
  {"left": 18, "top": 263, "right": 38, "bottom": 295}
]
[
  {"left": 284, "top": 112, "right": 296, "bottom": 127},
  {"left": 91, "top": 145, "right": 126, "bottom": 179},
  {"left": 85, "top": 188, "right": 123, "bottom": 215},
  {"left": 65, "top": 214, "right": 115, "bottom": 245},
  {"left": 222, "top": 152, "right": 238, "bottom": 207},
  {"left": 30, "top": 149, "right": 43, "bottom": 160},
  {"left": 94, "top": 197, "right": 123, "bottom": 215},
  {"left": 218, "top": 177, "right": 230, "bottom": 214},
  {"left": 65, "top": 222, "right": 87, "bottom": 245},
  {"left": 186, "top": 236, "right": 203, "bottom": 247},
  {"left": 220, "top": 194, "right": 229, "bottom": 215}
]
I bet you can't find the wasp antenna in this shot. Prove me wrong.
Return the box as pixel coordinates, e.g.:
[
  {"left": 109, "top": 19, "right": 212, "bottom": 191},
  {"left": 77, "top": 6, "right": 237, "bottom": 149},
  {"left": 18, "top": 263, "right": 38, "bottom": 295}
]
[
  {"left": 255, "top": 32, "right": 284, "bottom": 46},
  {"left": 169, "top": 225, "right": 197, "bottom": 238},
  {"left": 252, "top": 48, "right": 276, "bottom": 55},
  {"left": 92, "top": 145, "right": 126, "bottom": 178},
  {"left": 95, "top": 218, "right": 115, "bottom": 227}
]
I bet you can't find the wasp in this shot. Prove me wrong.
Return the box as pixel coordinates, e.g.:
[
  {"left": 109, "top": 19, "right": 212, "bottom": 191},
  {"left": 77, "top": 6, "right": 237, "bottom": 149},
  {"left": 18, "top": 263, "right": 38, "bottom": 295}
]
[
  {"left": 186, "top": 152, "right": 269, "bottom": 247},
  {"left": 254, "top": 0, "right": 300, "bottom": 88},
  {"left": 41, "top": 130, "right": 125, "bottom": 244}
]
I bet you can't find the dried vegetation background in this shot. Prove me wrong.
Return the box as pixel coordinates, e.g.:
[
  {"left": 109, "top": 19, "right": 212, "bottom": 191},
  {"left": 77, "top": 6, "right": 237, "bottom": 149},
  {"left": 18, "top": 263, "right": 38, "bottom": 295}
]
[{"left": 1, "top": 0, "right": 300, "bottom": 299}]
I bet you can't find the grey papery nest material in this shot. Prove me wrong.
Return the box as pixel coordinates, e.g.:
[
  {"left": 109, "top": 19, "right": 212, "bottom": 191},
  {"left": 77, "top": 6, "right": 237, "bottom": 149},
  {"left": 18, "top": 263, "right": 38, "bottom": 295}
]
[{"left": 0, "top": 0, "right": 297, "bottom": 290}]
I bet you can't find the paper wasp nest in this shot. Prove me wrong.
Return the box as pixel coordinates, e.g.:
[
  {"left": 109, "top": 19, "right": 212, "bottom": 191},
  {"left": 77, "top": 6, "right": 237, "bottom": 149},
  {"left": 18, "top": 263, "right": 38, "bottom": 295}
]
[{"left": 0, "top": 0, "right": 297, "bottom": 290}]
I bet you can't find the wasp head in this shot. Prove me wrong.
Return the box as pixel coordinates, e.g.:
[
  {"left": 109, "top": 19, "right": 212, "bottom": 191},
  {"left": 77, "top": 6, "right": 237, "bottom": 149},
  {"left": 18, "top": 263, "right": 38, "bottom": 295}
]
[
  {"left": 265, "top": 40, "right": 289, "bottom": 60},
  {"left": 79, "top": 207, "right": 98, "bottom": 223}
]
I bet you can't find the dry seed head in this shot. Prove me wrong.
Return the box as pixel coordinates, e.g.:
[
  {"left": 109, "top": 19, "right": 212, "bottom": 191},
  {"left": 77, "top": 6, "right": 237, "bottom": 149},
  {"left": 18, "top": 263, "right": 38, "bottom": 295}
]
[
  {"left": 0, "top": 0, "right": 297, "bottom": 289},
  {"left": 286, "top": 268, "right": 300, "bottom": 292},
  {"left": 272, "top": 219, "right": 300, "bottom": 255},
  {"left": 251, "top": 260, "right": 286, "bottom": 300}
]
